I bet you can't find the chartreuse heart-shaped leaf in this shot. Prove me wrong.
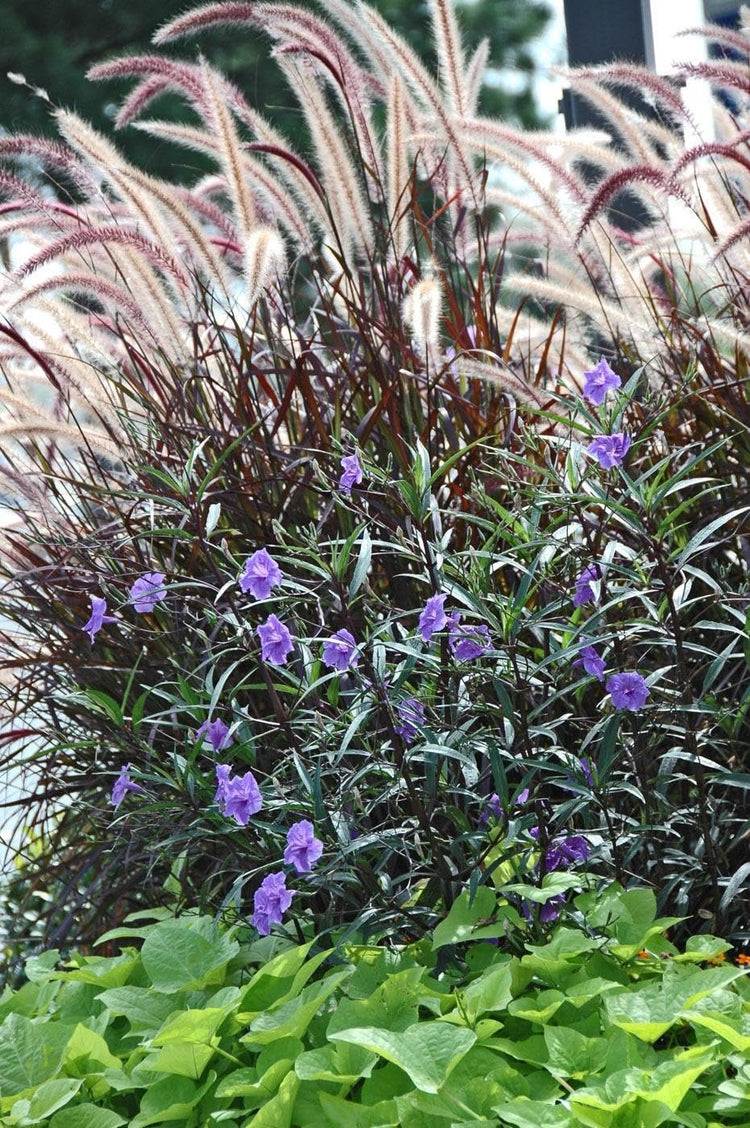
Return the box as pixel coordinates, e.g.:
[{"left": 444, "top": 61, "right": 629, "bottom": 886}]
[{"left": 329, "top": 1023, "right": 477, "bottom": 1093}]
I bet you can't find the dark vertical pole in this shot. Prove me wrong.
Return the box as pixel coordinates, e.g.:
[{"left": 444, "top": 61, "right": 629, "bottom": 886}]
[{"left": 559, "top": 0, "right": 659, "bottom": 230}]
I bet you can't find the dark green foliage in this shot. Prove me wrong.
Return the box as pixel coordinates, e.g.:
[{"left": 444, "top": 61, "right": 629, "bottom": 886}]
[{"left": 0, "top": 0, "right": 550, "bottom": 180}]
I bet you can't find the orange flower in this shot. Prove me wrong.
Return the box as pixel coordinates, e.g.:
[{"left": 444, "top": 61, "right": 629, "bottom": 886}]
[
  {"left": 736, "top": 953, "right": 750, "bottom": 966},
  {"left": 637, "top": 950, "right": 650, "bottom": 959}
]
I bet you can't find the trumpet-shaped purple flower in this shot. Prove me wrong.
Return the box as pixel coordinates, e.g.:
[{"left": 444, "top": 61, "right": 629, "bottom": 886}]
[
  {"left": 607, "top": 671, "right": 650, "bottom": 711},
  {"left": 284, "top": 820, "right": 323, "bottom": 873},
  {"left": 582, "top": 358, "right": 621, "bottom": 405},
  {"left": 575, "top": 643, "right": 606, "bottom": 681},
  {"left": 239, "top": 548, "right": 283, "bottom": 600},
  {"left": 129, "top": 572, "right": 167, "bottom": 613},
  {"left": 394, "top": 697, "right": 425, "bottom": 744},
  {"left": 111, "top": 763, "right": 144, "bottom": 808},
  {"left": 322, "top": 629, "right": 359, "bottom": 671},
  {"left": 545, "top": 834, "right": 590, "bottom": 873},
  {"left": 418, "top": 593, "right": 447, "bottom": 643},
  {"left": 214, "top": 763, "right": 262, "bottom": 825},
  {"left": 588, "top": 433, "right": 631, "bottom": 469},
  {"left": 479, "top": 787, "right": 529, "bottom": 827},
  {"left": 448, "top": 614, "right": 492, "bottom": 661},
  {"left": 252, "top": 871, "right": 294, "bottom": 936},
  {"left": 257, "top": 614, "right": 293, "bottom": 665},
  {"left": 338, "top": 453, "right": 363, "bottom": 495},
  {"left": 82, "top": 595, "right": 117, "bottom": 645},
  {"left": 197, "top": 718, "right": 233, "bottom": 751},
  {"left": 573, "top": 565, "right": 602, "bottom": 608}
]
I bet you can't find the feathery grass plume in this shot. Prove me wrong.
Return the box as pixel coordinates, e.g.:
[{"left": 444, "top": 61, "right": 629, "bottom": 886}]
[
  {"left": 574, "top": 166, "right": 693, "bottom": 243},
  {"left": 403, "top": 274, "right": 443, "bottom": 358},
  {"left": 428, "top": 0, "right": 467, "bottom": 117},
  {"left": 563, "top": 63, "right": 689, "bottom": 123},
  {"left": 16, "top": 226, "right": 191, "bottom": 291},
  {"left": 244, "top": 226, "right": 286, "bottom": 306},
  {"left": 200, "top": 59, "right": 256, "bottom": 237},
  {"left": 114, "top": 74, "right": 173, "bottom": 129},
  {"left": 133, "top": 120, "right": 312, "bottom": 249},
  {"left": 276, "top": 56, "right": 373, "bottom": 260},
  {"left": 459, "top": 356, "right": 547, "bottom": 409},
  {"left": 54, "top": 109, "right": 224, "bottom": 290},
  {"left": 464, "top": 38, "right": 489, "bottom": 118},
  {"left": 561, "top": 76, "right": 659, "bottom": 165},
  {"left": 386, "top": 74, "right": 410, "bottom": 263},
  {"left": 354, "top": 0, "right": 477, "bottom": 206}
]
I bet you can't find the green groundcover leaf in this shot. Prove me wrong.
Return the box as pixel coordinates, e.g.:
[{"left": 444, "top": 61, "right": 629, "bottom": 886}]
[
  {"left": 49, "top": 1104, "right": 127, "bottom": 1128},
  {"left": 329, "top": 1023, "right": 477, "bottom": 1093},
  {"left": 140, "top": 922, "right": 239, "bottom": 992},
  {"left": 0, "top": 1014, "right": 73, "bottom": 1098}
]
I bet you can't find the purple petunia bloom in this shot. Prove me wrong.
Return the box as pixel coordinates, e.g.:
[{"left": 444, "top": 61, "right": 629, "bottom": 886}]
[
  {"left": 110, "top": 763, "right": 144, "bottom": 809},
  {"left": 607, "top": 671, "right": 650, "bottom": 711},
  {"left": 284, "top": 820, "right": 323, "bottom": 873},
  {"left": 582, "top": 358, "right": 622, "bottom": 406},
  {"left": 197, "top": 718, "right": 233, "bottom": 752},
  {"left": 448, "top": 614, "right": 492, "bottom": 661},
  {"left": 239, "top": 548, "right": 283, "bottom": 600},
  {"left": 252, "top": 871, "right": 294, "bottom": 936},
  {"left": 322, "top": 628, "right": 359, "bottom": 672},
  {"left": 573, "top": 564, "right": 602, "bottom": 608},
  {"left": 214, "top": 763, "right": 262, "bottom": 825},
  {"left": 129, "top": 572, "right": 167, "bottom": 613},
  {"left": 82, "top": 595, "right": 117, "bottom": 645},
  {"left": 338, "top": 453, "right": 364, "bottom": 495},
  {"left": 394, "top": 697, "right": 425, "bottom": 744},
  {"left": 418, "top": 593, "right": 447, "bottom": 643},
  {"left": 588, "top": 433, "right": 631, "bottom": 469},
  {"left": 575, "top": 642, "right": 606, "bottom": 681},
  {"left": 257, "top": 614, "right": 293, "bottom": 665},
  {"left": 545, "top": 834, "right": 590, "bottom": 873}
]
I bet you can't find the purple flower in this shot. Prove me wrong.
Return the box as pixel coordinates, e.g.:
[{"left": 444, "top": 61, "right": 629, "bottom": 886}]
[
  {"left": 418, "top": 593, "right": 447, "bottom": 643},
  {"left": 582, "top": 358, "right": 621, "bottom": 405},
  {"left": 448, "top": 614, "right": 492, "bottom": 661},
  {"left": 607, "top": 671, "right": 650, "bottom": 712},
  {"left": 588, "top": 433, "right": 631, "bottom": 469},
  {"left": 110, "top": 763, "right": 144, "bottom": 809},
  {"left": 82, "top": 595, "right": 117, "bottom": 645},
  {"left": 338, "top": 453, "right": 363, "bottom": 495},
  {"left": 239, "top": 548, "right": 283, "bottom": 600},
  {"left": 545, "top": 834, "right": 590, "bottom": 872},
  {"left": 284, "top": 820, "right": 323, "bottom": 873},
  {"left": 197, "top": 718, "right": 233, "bottom": 751},
  {"left": 214, "top": 763, "right": 262, "bottom": 825},
  {"left": 575, "top": 642, "right": 606, "bottom": 681},
  {"left": 322, "top": 628, "right": 359, "bottom": 672},
  {"left": 521, "top": 893, "right": 566, "bottom": 924},
  {"left": 394, "top": 697, "right": 425, "bottom": 744},
  {"left": 129, "top": 571, "right": 167, "bottom": 613},
  {"left": 252, "top": 871, "right": 294, "bottom": 936},
  {"left": 573, "top": 565, "right": 602, "bottom": 608},
  {"left": 540, "top": 895, "right": 566, "bottom": 923},
  {"left": 257, "top": 614, "right": 293, "bottom": 665}
]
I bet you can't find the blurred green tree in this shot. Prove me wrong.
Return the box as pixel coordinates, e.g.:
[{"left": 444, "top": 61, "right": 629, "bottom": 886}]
[{"left": 0, "top": 0, "right": 550, "bottom": 179}]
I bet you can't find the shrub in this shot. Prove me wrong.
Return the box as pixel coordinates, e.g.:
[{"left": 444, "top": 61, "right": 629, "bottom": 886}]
[
  {"left": 2, "top": 0, "right": 750, "bottom": 959},
  {"left": 1, "top": 886, "right": 749, "bottom": 1127}
]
